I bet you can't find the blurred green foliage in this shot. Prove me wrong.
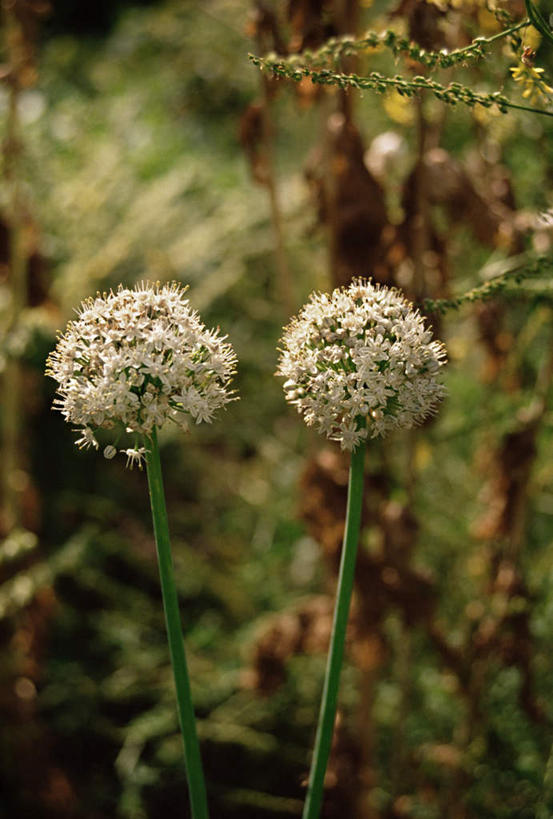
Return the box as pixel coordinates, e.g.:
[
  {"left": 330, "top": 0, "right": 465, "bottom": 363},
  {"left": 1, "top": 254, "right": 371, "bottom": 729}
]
[{"left": 2, "top": 1, "right": 553, "bottom": 818}]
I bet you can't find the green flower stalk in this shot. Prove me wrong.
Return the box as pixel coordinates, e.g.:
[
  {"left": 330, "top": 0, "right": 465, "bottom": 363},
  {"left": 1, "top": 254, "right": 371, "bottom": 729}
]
[
  {"left": 145, "top": 427, "right": 208, "bottom": 819},
  {"left": 46, "top": 281, "right": 238, "bottom": 818},
  {"left": 277, "top": 279, "right": 447, "bottom": 819},
  {"left": 302, "top": 438, "right": 365, "bottom": 819}
]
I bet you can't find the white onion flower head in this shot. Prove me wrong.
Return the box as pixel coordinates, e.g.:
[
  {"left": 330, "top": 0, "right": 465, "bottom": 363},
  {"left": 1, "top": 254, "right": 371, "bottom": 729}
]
[
  {"left": 46, "top": 282, "right": 237, "bottom": 466},
  {"left": 277, "top": 278, "right": 447, "bottom": 450}
]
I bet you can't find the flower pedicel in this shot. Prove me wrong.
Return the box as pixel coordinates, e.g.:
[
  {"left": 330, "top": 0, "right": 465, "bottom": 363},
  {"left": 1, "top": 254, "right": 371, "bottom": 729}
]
[
  {"left": 46, "top": 281, "right": 238, "bottom": 819},
  {"left": 277, "top": 278, "right": 446, "bottom": 819}
]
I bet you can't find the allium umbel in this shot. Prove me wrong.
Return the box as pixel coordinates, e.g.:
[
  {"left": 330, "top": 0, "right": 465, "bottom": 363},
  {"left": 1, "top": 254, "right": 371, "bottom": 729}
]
[
  {"left": 46, "top": 282, "right": 237, "bottom": 464},
  {"left": 277, "top": 279, "right": 446, "bottom": 450}
]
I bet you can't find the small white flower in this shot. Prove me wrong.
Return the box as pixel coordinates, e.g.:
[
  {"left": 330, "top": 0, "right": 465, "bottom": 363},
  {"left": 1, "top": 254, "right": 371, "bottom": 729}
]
[
  {"left": 277, "top": 278, "right": 446, "bottom": 450},
  {"left": 75, "top": 427, "right": 99, "bottom": 450},
  {"left": 46, "top": 282, "right": 237, "bottom": 465},
  {"left": 123, "top": 447, "right": 147, "bottom": 470}
]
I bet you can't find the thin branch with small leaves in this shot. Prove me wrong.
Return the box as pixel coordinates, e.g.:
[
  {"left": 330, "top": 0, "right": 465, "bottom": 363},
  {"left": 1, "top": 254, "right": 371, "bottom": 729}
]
[
  {"left": 261, "top": 19, "right": 529, "bottom": 72},
  {"left": 420, "top": 254, "right": 553, "bottom": 314},
  {"left": 249, "top": 55, "right": 553, "bottom": 119}
]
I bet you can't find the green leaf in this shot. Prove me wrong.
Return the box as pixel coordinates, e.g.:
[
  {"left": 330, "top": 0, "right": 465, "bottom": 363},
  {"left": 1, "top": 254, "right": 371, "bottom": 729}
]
[{"left": 525, "top": 0, "right": 553, "bottom": 45}]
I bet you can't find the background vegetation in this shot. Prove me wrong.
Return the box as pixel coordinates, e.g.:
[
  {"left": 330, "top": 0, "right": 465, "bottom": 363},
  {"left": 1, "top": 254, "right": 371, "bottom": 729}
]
[{"left": 2, "top": 1, "right": 553, "bottom": 817}]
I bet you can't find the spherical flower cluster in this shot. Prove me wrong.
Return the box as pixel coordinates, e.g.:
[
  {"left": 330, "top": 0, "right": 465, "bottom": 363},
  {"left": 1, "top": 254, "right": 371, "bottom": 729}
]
[
  {"left": 277, "top": 279, "right": 447, "bottom": 450},
  {"left": 46, "top": 282, "right": 237, "bottom": 466}
]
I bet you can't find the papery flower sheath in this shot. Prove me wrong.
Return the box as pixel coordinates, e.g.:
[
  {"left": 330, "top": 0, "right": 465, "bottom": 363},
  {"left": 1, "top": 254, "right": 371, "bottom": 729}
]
[
  {"left": 46, "top": 282, "right": 237, "bottom": 464},
  {"left": 277, "top": 278, "right": 446, "bottom": 450}
]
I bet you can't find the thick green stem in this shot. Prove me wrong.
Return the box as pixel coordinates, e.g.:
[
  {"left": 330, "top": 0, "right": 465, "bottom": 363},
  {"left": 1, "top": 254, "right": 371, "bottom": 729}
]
[
  {"left": 302, "top": 440, "right": 366, "bottom": 819},
  {"left": 145, "top": 428, "right": 209, "bottom": 819}
]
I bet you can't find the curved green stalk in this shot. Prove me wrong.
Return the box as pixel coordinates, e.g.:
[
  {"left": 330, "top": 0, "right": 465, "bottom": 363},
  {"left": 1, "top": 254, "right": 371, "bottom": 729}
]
[
  {"left": 302, "top": 440, "right": 366, "bottom": 819},
  {"left": 145, "top": 428, "right": 209, "bottom": 819}
]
